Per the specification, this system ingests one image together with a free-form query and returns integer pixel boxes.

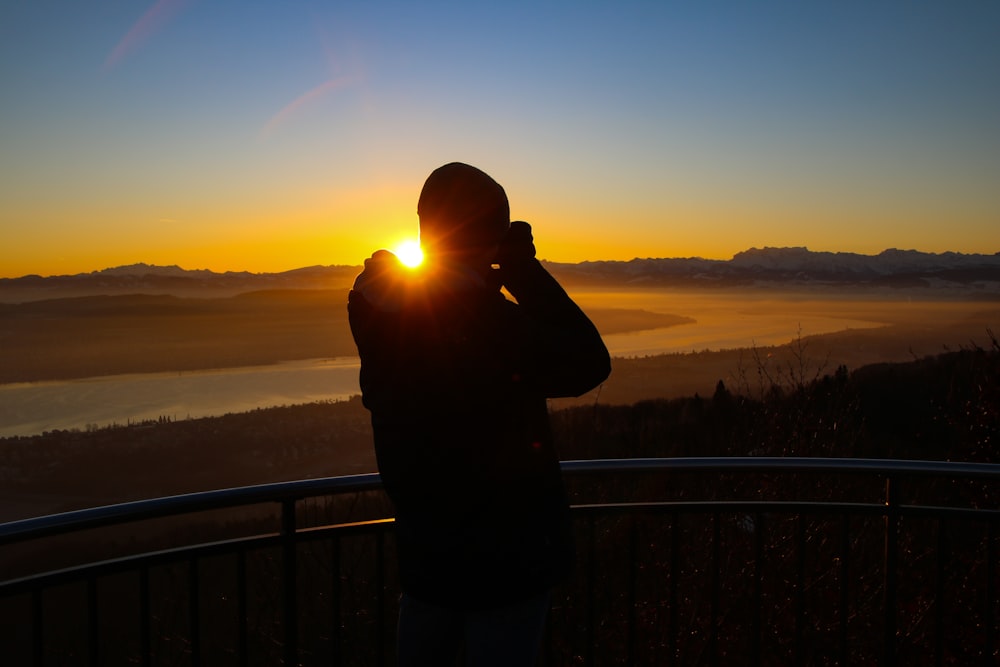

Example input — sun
[394,240,424,268]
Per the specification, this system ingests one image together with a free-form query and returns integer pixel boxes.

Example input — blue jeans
[396,591,551,667]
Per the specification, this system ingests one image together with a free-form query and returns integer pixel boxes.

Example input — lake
[0,300,887,437]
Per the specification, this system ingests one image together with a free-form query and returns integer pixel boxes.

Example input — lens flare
[395,240,424,268]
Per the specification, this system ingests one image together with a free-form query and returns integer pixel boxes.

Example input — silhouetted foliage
[553,338,999,464]
[539,336,1000,664]
[0,397,376,521]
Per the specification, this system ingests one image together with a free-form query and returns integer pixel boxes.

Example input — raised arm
[496,222,611,397]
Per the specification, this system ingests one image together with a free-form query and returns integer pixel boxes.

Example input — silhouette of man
[348,162,610,666]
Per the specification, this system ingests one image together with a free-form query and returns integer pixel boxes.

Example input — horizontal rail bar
[0,518,395,595]
[561,457,1000,478]
[0,472,385,545]
[4,458,999,547]
[571,500,1000,520]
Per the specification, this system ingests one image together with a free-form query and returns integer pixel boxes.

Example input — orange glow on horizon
[3,186,999,279]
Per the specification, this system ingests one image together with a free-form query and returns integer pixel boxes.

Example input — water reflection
[0,313,882,437]
[0,358,362,438]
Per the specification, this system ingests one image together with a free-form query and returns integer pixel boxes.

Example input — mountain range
[2,248,999,301]
[546,247,1000,290]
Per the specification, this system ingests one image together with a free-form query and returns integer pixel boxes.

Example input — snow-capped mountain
[729,247,1000,275]
[544,247,1000,289]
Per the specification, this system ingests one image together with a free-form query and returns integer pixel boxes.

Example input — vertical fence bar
[237,550,248,667]
[751,513,763,667]
[935,518,946,667]
[884,475,899,666]
[189,557,200,667]
[839,514,850,666]
[710,512,720,667]
[87,576,99,667]
[376,529,386,667]
[281,499,298,667]
[669,512,679,665]
[32,588,43,667]
[586,512,597,667]
[331,536,342,667]
[627,513,638,666]
[796,515,806,664]
[140,566,151,667]
[986,520,996,664]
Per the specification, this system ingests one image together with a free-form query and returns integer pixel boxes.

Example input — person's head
[417,163,510,266]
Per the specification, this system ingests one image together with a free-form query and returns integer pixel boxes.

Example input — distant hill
[2,248,999,302]
[544,247,1000,293]
[0,264,364,301]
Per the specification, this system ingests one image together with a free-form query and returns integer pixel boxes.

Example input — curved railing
[2,457,998,665]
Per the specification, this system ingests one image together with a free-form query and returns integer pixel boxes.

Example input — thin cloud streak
[103,0,192,71]
[260,74,360,137]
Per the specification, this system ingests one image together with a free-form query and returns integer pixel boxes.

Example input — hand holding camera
[495,221,536,267]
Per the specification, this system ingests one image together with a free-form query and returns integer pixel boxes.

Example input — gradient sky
[2,1,998,278]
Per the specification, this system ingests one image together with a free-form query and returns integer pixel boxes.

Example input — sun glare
[395,240,424,268]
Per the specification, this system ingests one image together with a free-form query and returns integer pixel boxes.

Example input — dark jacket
[348,254,610,609]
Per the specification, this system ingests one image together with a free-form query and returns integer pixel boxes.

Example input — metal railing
[2,457,998,665]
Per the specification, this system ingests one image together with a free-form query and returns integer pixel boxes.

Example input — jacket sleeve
[500,258,611,398]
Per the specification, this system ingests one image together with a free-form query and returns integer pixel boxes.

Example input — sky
[2,1,998,278]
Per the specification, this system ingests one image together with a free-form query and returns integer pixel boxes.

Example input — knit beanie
[417,163,510,256]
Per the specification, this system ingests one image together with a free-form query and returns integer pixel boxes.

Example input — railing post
[987,520,996,664]
[32,588,43,667]
[331,536,342,667]
[139,566,151,667]
[586,513,596,667]
[282,499,298,667]
[669,512,679,664]
[935,519,946,666]
[710,512,720,666]
[751,512,763,667]
[189,557,201,667]
[839,515,850,665]
[87,576,99,667]
[796,514,806,665]
[237,550,248,667]
[376,529,386,667]
[884,475,899,666]
[627,513,637,666]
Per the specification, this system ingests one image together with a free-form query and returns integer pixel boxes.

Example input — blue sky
[1,1,998,276]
